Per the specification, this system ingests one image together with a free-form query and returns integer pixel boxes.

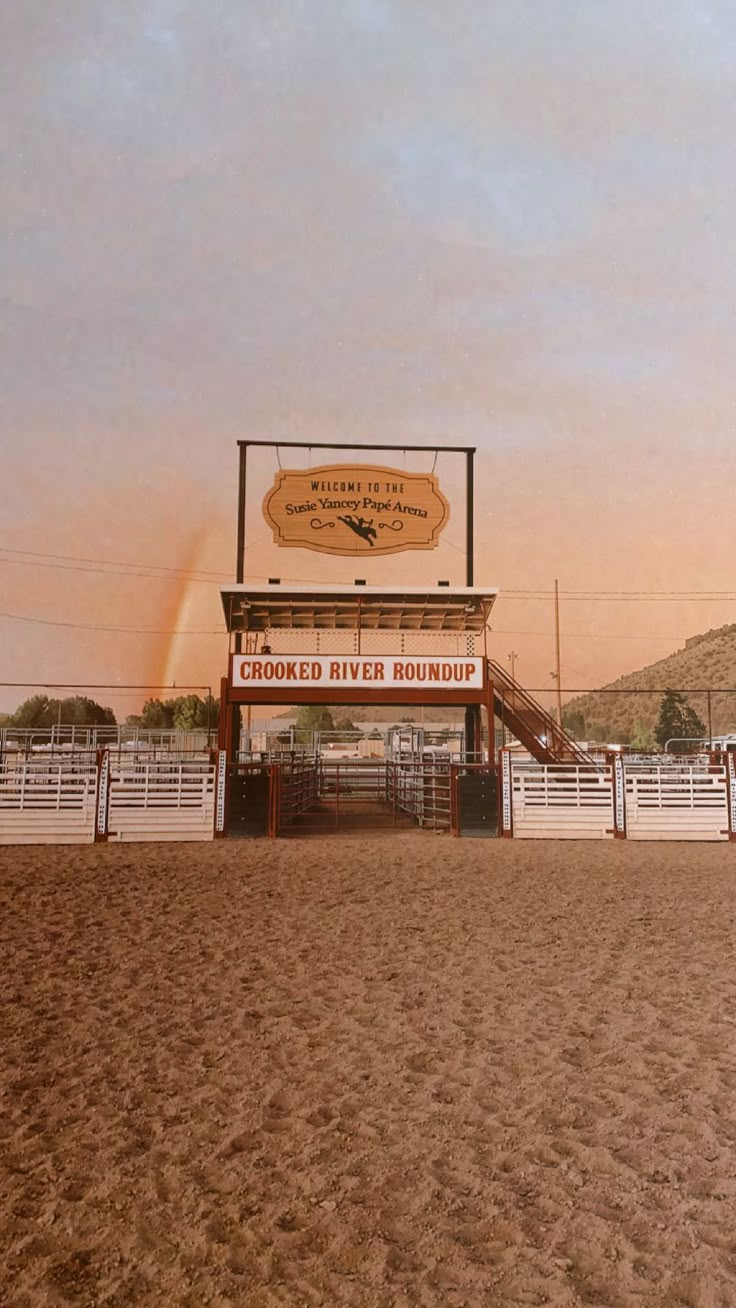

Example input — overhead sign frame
[235,441,476,585]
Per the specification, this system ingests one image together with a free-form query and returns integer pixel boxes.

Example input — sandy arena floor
[2,835,736,1307]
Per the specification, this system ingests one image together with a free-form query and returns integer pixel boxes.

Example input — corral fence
[0,752,99,844]
[500,750,736,842]
[0,749,215,845]
[4,747,734,845]
[271,755,460,833]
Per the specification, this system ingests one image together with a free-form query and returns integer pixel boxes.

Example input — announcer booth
[216,583,499,837]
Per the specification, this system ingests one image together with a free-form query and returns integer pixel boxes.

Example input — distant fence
[500,750,736,842]
[0,726,212,758]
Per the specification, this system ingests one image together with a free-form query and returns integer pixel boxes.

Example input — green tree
[138,698,174,729]
[562,708,585,738]
[608,728,631,746]
[11,694,115,727]
[630,719,657,753]
[58,696,116,726]
[654,690,706,752]
[10,694,57,727]
[333,715,357,734]
[170,694,204,730]
[295,705,334,735]
[136,695,217,731]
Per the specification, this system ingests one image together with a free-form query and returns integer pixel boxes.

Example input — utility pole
[554,579,563,728]
[507,650,518,682]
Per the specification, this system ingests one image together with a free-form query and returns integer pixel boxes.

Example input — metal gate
[277,759,406,833]
[227,761,277,837]
[451,764,498,837]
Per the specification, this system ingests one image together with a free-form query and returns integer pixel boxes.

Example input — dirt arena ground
[2,836,736,1308]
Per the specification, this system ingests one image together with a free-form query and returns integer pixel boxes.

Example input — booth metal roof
[220,584,498,633]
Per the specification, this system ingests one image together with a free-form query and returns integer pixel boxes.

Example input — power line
[560,662,600,686]
[492,628,686,641]
[0,610,225,635]
[0,608,720,642]
[3,544,736,600]
[0,681,212,691]
[0,545,231,578]
[0,555,225,585]
[501,593,736,602]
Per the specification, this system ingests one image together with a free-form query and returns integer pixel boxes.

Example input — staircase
[488,659,596,766]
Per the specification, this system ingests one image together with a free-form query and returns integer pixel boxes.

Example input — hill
[564,623,736,743]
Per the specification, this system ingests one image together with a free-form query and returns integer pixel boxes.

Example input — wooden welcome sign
[262,464,450,557]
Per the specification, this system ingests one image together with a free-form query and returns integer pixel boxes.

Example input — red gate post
[335,764,340,827]
[269,764,280,838]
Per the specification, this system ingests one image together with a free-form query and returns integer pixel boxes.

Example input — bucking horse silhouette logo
[338,514,377,546]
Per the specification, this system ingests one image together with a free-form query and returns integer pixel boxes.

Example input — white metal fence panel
[625,764,729,841]
[0,759,98,844]
[511,761,614,839]
[108,761,215,842]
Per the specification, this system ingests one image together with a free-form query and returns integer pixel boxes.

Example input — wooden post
[707,690,713,750]
[554,579,563,728]
[450,764,459,836]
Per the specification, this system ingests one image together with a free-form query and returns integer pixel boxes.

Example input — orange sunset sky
[2,3,736,719]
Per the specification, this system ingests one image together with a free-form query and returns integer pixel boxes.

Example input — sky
[2,0,736,718]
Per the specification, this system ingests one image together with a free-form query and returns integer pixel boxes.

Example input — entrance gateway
[215,442,591,837]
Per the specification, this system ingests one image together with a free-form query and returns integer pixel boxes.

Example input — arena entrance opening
[214,583,591,838]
